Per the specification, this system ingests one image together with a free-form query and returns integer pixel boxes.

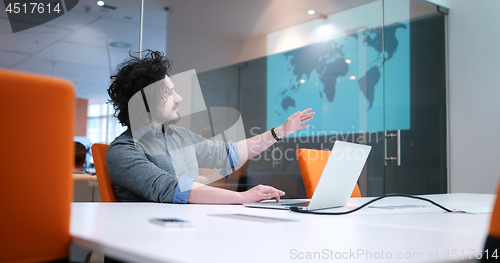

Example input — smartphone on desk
[149,218,194,227]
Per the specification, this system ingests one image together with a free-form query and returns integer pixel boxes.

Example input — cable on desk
[289,193,467,215]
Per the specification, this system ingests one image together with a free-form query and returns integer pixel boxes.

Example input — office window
[87,103,126,144]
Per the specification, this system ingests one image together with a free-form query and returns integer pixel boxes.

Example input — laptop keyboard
[281,201,310,207]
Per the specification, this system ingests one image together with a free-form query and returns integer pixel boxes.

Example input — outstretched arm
[236,108,315,162]
[187,108,313,204]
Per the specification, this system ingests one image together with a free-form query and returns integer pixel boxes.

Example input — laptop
[244,141,371,211]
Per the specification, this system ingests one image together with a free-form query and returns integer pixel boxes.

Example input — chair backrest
[296,148,361,199]
[91,143,120,202]
[0,69,74,262]
[483,177,500,262]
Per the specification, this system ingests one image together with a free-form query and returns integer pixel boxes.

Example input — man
[73,142,89,174]
[107,50,314,204]
[73,142,100,202]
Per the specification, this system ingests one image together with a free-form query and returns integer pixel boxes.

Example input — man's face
[158,75,182,124]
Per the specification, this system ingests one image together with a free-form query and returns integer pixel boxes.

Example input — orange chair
[92,143,120,202]
[296,148,361,199]
[0,70,74,262]
[483,177,500,262]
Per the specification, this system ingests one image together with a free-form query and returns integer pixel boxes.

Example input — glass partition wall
[193,0,447,197]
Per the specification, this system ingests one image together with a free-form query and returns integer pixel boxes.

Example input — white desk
[70,193,495,263]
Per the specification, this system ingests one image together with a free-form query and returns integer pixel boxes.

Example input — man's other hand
[238,184,285,204]
[275,108,315,138]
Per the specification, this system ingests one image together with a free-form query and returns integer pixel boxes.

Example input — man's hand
[235,108,314,165]
[237,184,285,204]
[275,108,315,138]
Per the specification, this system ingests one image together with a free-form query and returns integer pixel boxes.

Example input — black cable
[289,193,466,215]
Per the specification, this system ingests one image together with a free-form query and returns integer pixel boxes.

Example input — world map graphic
[267,23,410,136]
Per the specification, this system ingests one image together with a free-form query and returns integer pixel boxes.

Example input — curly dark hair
[108,50,172,127]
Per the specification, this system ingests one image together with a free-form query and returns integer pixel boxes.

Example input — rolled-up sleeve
[172,176,195,204]
[184,128,241,177]
[220,141,240,178]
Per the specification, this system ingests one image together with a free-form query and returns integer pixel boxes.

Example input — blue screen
[267,23,410,137]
